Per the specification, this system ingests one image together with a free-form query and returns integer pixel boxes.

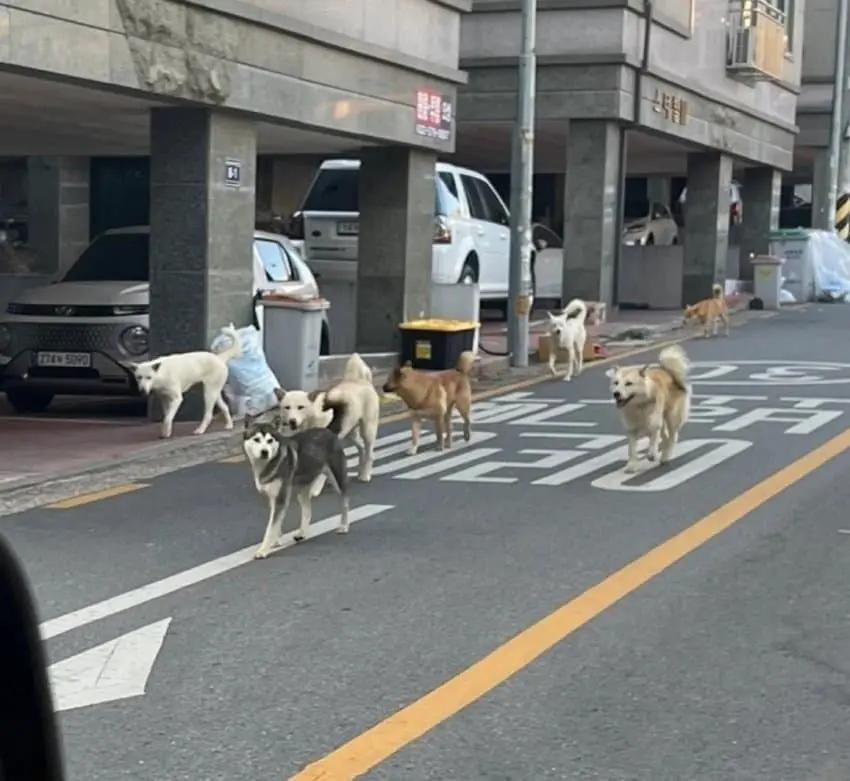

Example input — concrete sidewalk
[0,296,758,513]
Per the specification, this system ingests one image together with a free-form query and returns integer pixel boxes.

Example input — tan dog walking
[382,351,474,455]
[683,283,730,338]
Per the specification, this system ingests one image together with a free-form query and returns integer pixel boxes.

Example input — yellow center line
[291,426,850,781]
[47,483,149,510]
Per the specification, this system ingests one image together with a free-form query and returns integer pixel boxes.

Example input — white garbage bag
[806,231,850,301]
[780,288,797,304]
[210,325,280,416]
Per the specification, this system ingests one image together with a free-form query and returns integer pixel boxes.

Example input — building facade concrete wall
[0,0,469,153]
[460,0,804,171]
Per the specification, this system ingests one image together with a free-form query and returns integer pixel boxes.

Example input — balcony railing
[727,0,787,82]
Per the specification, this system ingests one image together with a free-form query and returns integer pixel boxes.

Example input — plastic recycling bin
[751,255,784,310]
[261,295,330,391]
[399,318,478,370]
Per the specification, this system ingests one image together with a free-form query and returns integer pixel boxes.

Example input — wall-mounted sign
[224,159,242,187]
[415,89,453,142]
[652,89,689,126]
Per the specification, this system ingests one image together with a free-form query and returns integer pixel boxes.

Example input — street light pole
[507,0,537,368]
[826,0,849,231]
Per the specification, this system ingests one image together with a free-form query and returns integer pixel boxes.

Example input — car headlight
[0,324,10,353]
[112,305,149,316]
[119,325,149,357]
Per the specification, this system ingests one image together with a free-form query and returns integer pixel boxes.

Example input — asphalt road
[4,304,850,781]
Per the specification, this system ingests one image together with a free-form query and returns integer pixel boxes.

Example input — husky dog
[129,324,242,439]
[683,283,730,338]
[242,416,350,560]
[274,353,379,483]
[606,345,691,473]
[547,299,588,380]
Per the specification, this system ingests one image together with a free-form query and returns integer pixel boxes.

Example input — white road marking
[508,402,596,428]
[39,504,393,641]
[591,439,752,491]
[395,448,502,480]
[372,431,498,476]
[781,397,850,408]
[713,408,843,435]
[519,433,625,450]
[49,618,171,712]
[443,448,585,484]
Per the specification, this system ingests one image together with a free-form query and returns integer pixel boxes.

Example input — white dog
[274,353,380,484]
[129,324,242,439]
[547,298,588,380]
[606,345,691,473]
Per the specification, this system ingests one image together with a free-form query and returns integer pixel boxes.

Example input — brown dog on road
[382,351,474,455]
[683,283,730,338]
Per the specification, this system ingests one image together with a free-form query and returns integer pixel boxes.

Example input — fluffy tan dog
[606,345,691,473]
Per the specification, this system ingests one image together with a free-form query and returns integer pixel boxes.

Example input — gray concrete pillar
[812,148,831,230]
[26,157,90,277]
[646,176,671,208]
[356,146,436,352]
[149,108,256,356]
[739,167,781,280]
[149,108,256,419]
[683,152,732,305]
[563,120,624,306]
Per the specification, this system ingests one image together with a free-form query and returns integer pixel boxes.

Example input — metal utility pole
[826,0,849,231]
[507,0,537,368]
[836,0,850,239]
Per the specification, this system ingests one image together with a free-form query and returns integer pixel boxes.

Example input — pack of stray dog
[139,297,707,561]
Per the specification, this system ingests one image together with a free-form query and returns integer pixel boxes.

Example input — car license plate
[36,351,92,368]
[337,221,359,236]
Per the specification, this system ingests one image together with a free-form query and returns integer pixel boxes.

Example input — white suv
[292,160,530,307]
[0,227,327,413]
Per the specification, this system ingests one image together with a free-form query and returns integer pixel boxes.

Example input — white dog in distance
[547,298,588,380]
[129,324,242,439]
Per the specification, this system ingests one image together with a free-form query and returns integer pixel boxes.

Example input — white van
[292,160,533,306]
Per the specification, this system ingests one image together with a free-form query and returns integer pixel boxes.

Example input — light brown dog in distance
[683,283,729,337]
[382,351,474,455]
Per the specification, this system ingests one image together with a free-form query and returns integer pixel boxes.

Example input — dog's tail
[343,352,373,384]
[322,395,348,435]
[215,323,243,364]
[562,298,588,324]
[658,345,689,391]
[712,283,724,300]
[455,350,476,375]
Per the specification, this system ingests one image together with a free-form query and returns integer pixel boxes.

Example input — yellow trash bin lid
[398,318,479,332]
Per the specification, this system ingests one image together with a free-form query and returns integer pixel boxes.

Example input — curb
[0,305,772,515]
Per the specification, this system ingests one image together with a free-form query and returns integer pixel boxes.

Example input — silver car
[0,227,328,413]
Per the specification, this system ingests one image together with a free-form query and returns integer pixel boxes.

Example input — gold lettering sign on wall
[652,88,689,125]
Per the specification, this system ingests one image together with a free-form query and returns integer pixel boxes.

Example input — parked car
[0,227,327,413]
[676,180,743,227]
[622,199,679,246]
[290,159,534,310]
[531,223,564,305]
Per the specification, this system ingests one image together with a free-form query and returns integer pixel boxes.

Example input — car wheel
[320,322,330,356]
[645,234,655,246]
[6,389,54,414]
[672,236,679,245]
[459,259,478,285]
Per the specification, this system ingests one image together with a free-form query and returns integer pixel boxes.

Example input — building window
[741,0,794,52]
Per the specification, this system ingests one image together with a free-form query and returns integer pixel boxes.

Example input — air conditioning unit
[727,2,786,82]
